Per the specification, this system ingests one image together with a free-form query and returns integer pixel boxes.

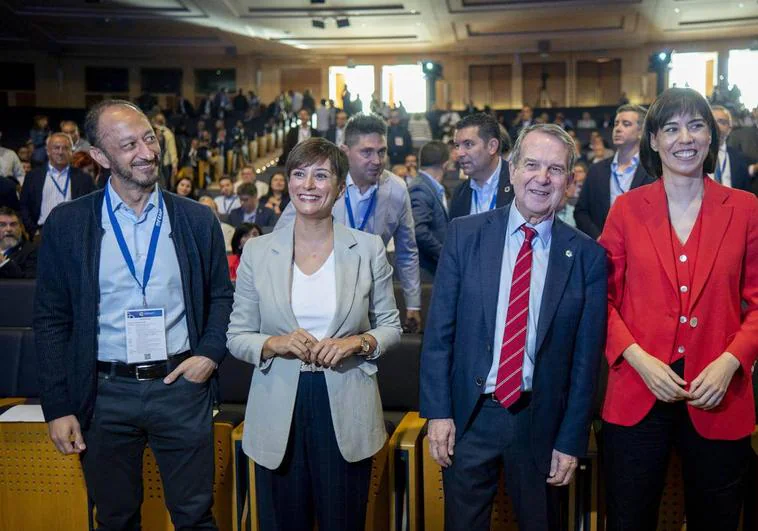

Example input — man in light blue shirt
[448,113,514,220]
[98,181,190,361]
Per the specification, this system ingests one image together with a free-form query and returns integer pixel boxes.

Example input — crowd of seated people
[1,84,757,286]
[3,85,758,531]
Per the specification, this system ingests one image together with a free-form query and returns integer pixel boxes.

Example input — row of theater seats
[1,279,756,530]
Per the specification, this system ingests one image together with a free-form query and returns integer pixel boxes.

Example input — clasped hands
[623,345,741,410]
[262,328,361,368]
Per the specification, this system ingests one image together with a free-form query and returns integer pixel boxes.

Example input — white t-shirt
[291,251,336,341]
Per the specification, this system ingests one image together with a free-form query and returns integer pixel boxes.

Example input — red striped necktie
[494,225,537,408]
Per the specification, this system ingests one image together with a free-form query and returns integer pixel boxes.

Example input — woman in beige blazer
[227,137,402,531]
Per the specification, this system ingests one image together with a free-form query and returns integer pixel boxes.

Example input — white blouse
[291,251,336,342]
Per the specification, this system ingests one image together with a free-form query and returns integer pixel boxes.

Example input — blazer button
[475,377,484,386]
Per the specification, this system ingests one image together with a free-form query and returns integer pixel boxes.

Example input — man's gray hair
[510,123,577,172]
[710,105,732,126]
[46,132,73,149]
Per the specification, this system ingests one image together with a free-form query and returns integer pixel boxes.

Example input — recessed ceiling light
[410,9,418,14]
[416,22,421,26]
[674,7,680,13]
[738,2,744,7]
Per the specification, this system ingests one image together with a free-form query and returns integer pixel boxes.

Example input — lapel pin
[565,250,573,258]
[504,185,511,193]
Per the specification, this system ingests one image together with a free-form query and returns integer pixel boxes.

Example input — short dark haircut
[231,223,262,256]
[344,114,387,147]
[419,141,450,168]
[284,137,349,187]
[640,87,719,178]
[0,206,20,220]
[615,103,647,127]
[455,113,502,152]
[237,183,258,198]
[500,127,512,154]
[218,175,233,184]
[84,99,142,149]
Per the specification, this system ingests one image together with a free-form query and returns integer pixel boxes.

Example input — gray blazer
[276,170,422,309]
[226,221,402,469]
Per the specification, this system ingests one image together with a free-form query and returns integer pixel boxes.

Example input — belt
[482,391,532,413]
[96,351,192,381]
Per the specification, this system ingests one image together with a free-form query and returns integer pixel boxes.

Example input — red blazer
[600,178,758,440]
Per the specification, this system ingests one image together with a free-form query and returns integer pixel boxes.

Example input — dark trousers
[603,400,751,531]
[254,372,372,531]
[442,395,561,531]
[81,374,217,531]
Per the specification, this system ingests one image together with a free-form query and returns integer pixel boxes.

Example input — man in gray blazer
[277,114,422,325]
[409,141,450,280]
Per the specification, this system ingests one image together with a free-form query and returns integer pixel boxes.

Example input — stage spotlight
[336,17,350,28]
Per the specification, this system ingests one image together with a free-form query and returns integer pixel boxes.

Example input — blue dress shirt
[485,205,553,393]
[609,151,640,205]
[469,159,501,215]
[97,182,190,362]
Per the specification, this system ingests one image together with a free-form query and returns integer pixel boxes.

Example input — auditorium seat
[0,279,35,328]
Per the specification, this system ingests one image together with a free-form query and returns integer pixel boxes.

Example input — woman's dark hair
[284,137,348,187]
[231,223,262,256]
[173,176,196,198]
[640,87,719,178]
[268,171,289,196]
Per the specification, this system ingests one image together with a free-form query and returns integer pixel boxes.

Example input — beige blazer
[227,220,402,469]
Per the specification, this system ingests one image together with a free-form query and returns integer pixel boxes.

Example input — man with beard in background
[0,206,37,278]
[34,100,233,530]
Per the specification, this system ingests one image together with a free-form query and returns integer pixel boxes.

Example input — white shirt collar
[508,202,553,247]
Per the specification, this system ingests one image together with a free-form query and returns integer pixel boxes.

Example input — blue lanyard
[105,182,164,307]
[472,188,497,214]
[49,168,70,199]
[345,186,377,231]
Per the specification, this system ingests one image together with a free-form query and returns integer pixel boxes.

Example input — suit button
[487,344,492,353]
[475,377,484,386]
[690,317,698,328]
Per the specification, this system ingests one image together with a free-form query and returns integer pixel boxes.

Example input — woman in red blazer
[599,88,758,531]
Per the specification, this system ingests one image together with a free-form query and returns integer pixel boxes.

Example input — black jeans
[603,399,751,531]
[81,374,217,531]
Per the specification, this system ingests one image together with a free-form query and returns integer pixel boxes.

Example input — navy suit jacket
[0,176,20,211]
[727,145,751,192]
[228,205,278,230]
[408,173,449,274]
[34,190,234,427]
[448,161,513,220]
[19,166,96,235]
[419,204,607,472]
[574,158,654,239]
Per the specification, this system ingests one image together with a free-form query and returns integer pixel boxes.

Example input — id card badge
[394,137,404,147]
[125,308,169,364]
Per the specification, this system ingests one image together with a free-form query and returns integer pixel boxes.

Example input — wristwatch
[359,335,371,356]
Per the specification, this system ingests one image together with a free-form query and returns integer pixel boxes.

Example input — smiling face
[91,105,161,188]
[47,134,73,170]
[650,112,712,180]
[288,159,340,220]
[509,131,572,225]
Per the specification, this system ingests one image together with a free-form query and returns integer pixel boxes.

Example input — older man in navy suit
[420,124,607,531]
